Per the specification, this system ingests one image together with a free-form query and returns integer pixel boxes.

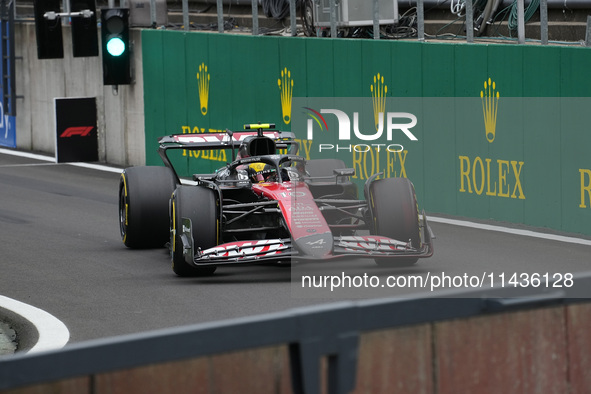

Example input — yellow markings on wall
[459,156,525,200]
[278,68,294,124]
[481,78,500,143]
[371,73,387,132]
[352,147,408,180]
[457,80,525,201]
[295,138,312,160]
[197,63,210,116]
[579,169,591,208]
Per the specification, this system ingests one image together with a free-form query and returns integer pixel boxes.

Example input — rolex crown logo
[278,68,294,124]
[481,78,499,143]
[371,73,387,131]
[196,63,210,116]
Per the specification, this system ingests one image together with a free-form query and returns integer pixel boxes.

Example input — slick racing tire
[171,185,218,277]
[369,177,421,267]
[119,166,176,249]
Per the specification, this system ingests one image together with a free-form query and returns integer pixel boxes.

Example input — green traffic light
[106,37,125,57]
[101,8,131,85]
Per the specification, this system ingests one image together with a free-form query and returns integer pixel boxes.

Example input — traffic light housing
[101,8,131,85]
[33,0,64,59]
[71,0,99,57]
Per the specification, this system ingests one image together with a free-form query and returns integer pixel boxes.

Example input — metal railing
[11,0,590,45]
[203,0,588,45]
[1,273,590,394]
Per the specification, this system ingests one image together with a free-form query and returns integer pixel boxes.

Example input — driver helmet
[248,163,277,183]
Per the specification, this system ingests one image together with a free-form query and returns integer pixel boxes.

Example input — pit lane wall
[142,31,591,237]
[10,23,145,166]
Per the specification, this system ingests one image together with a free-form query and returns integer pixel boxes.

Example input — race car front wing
[182,214,434,266]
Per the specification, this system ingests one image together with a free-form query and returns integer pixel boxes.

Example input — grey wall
[14,22,145,167]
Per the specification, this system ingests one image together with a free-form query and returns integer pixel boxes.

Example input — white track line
[68,162,123,173]
[0,148,53,162]
[428,216,591,246]
[0,148,122,173]
[0,296,70,353]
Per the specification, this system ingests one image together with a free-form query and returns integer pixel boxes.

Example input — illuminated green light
[106,37,125,57]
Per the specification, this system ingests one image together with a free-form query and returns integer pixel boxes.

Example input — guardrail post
[288,304,360,394]
[465,0,474,42]
[540,0,548,44]
[517,0,525,44]
[150,0,156,27]
[182,0,189,31]
[330,0,337,38]
[373,0,379,39]
[290,0,297,36]
[252,0,259,35]
[417,0,425,41]
[327,333,359,394]
[289,342,320,394]
[289,334,359,394]
[216,0,223,33]
[586,15,591,47]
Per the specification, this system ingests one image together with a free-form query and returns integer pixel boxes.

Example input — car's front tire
[170,185,218,277]
[119,166,176,249]
[368,177,421,266]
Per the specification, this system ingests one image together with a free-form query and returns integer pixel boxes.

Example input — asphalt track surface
[1,150,591,347]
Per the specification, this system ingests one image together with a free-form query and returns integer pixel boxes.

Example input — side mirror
[333,168,355,177]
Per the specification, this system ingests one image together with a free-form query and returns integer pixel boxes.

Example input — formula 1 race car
[119,124,434,276]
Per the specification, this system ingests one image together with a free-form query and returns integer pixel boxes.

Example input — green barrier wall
[142,30,591,237]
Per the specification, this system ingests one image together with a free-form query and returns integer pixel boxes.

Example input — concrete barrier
[13,23,145,167]
[1,297,591,394]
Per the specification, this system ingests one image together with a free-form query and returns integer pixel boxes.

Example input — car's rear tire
[171,185,218,277]
[368,177,421,266]
[119,166,176,249]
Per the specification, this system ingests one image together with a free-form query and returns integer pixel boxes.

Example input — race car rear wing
[158,130,296,151]
[157,128,297,183]
[158,130,295,152]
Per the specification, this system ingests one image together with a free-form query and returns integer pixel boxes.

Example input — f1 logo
[60,126,94,138]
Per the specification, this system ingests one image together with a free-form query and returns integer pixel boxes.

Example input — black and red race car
[118,124,434,276]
